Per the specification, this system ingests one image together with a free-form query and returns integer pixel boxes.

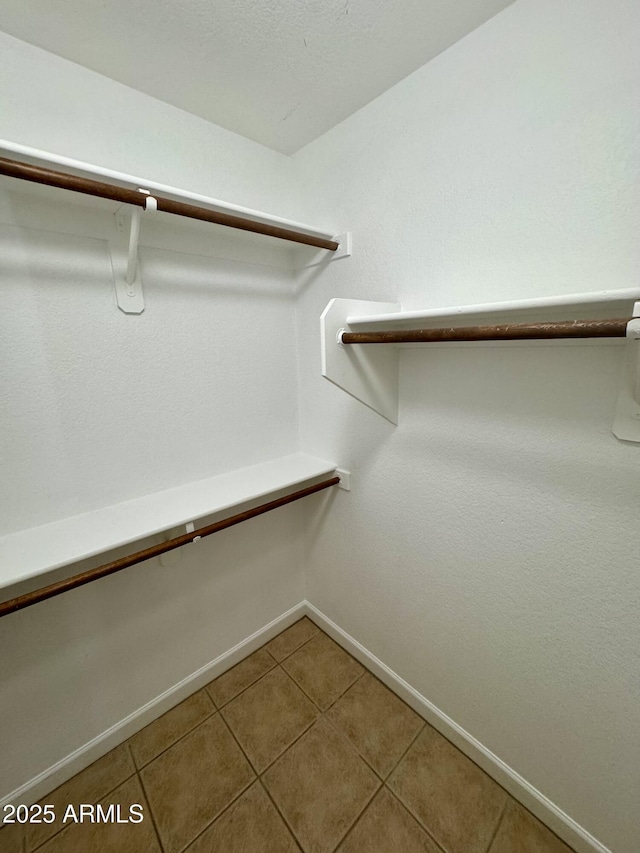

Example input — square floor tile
[263,718,379,853]
[26,744,135,851]
[185,781,299,852]
[490,800,574,853]
[282,633,363,710]
[36,775,160,853]
[265,617,319,662]
[327,673,424,777]
[140,714,254,853]
[338,787,441,853]
[206,648,276,708]
[129,689,215,768]
[0,821,23,853]
[388,725,507,853]
[222,666,319,772]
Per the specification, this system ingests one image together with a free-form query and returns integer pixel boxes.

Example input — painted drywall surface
[0,31,300,218]
[294,1,640,851]
[0,0,514,154]
[0,37,307,798]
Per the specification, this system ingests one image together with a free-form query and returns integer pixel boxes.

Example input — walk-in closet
[1,1,638,852]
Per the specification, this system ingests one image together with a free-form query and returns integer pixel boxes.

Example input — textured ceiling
[0,0,513,154]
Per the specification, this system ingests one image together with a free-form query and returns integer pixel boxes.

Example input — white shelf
[322,293,640,432]
[346,288,640,327]
[0,138,335,243]
[0,453,336,592]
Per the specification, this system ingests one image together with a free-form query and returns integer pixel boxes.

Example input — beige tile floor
[1,617,576,853]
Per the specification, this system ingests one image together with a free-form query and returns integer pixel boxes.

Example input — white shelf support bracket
[321,298,400,424]
[296,232,352,269]
[109,189,157,314]
[159,518,200,566]
[185,520,202,543]
[336,468,351,491]
[332,232,352,260]
[612,301,640,442]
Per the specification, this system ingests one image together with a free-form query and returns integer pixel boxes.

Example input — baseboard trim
[1,602,306,809]
[303,601,611,853]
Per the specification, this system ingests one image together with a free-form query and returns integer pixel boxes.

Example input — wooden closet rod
[0,476,340,619]
[341,318,630,344]
[0,157,339,251]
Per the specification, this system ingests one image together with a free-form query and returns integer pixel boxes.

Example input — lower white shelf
[0,453,336,592]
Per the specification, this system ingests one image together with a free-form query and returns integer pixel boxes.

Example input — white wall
[0,34,307,799]
[294,1,640,852]
[0,31,300,217]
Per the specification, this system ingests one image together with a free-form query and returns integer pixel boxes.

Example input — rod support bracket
[142,190,158,212]
[336,468,351,490]
[109,206,145,314]
[108,189,156,315]
[626,318,640,340]
[612,300,640,441]
[296,232,352,270]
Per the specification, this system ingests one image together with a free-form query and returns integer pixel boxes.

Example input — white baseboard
[1,602,306,809]
[303,602,611,853]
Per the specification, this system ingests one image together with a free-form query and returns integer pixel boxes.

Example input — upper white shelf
[346,288,640,327]
[322,293,640,433]
[0,453,336,592]
[0,138,336,244]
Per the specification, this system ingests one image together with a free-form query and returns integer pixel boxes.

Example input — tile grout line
[317,664,427,782]
[328,786,379,853]
[0,823,25,853]
[483,798,509,853]
[205,651,279,710]
[173,779,256,853]
[265,620,322,665]
[167,713,258,852]
[384,719,426,782]
[132,746,167,853]
[329,797,369,853]
[255,777,305,853]
[382,785,448,853]
[132,697,217,772]
[164,712,273,853]
[219,666,319,776]
[26,766,139,853]
[217,704,265,777]
[379,721,465,850]
[281,654,366,714]
[329,776,381,853]
[320,710,388,784]
[260,711,320,774]
[277,662,326,711]
[321,666,367,712]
